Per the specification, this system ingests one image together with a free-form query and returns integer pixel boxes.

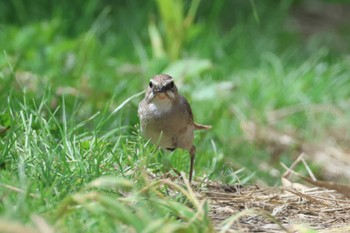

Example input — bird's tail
[194,122,212,130]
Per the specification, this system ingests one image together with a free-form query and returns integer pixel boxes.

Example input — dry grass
[197,170,350,232]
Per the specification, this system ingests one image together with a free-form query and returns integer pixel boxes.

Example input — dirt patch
[198,183,350,232]
[195,152,350,232]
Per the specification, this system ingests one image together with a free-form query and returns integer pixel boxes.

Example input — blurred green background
[1,0,350,193]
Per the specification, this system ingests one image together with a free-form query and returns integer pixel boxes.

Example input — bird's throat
[149,96,172,114]
[156,93,167,100]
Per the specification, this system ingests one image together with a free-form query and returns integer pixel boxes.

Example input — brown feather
[194,122,212,130]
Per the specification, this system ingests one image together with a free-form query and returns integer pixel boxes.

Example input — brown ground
[199,182,350,232]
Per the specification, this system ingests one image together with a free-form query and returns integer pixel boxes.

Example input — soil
[198,182,350,232]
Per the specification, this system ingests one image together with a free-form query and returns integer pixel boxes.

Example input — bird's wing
[179,95,211,130]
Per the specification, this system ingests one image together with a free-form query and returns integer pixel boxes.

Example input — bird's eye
[149,81,153,88]
[168,81,174,89]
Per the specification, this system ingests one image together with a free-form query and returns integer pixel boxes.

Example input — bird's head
[146,74,178,102]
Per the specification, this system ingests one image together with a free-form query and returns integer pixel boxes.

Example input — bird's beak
[148,90,165,101]
[151,89,175,100]
[153,86,167,94]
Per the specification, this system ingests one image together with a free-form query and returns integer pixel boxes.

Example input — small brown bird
[138,74,211,182]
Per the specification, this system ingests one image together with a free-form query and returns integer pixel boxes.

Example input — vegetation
[1,0,349,232]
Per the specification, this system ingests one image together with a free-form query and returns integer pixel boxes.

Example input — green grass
[1,0,350,232]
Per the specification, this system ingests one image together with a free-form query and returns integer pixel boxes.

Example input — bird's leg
[189,145,196,183]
